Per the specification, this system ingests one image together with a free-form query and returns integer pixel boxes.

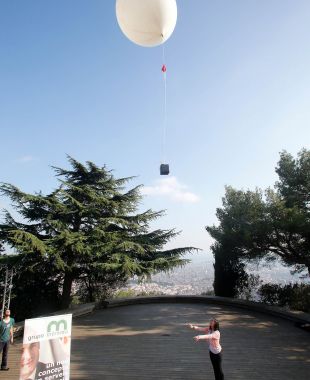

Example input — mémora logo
[46,319,68,337]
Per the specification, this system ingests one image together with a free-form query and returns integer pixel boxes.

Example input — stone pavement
[2,303,310,379]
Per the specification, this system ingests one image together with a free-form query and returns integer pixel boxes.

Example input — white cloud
[141,177,200,203]
[17,155,35,163]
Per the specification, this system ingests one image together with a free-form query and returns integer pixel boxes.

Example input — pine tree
[206,149,310,298]
[0,157,196,308]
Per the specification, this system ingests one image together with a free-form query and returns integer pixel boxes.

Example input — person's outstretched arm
[194,331,219,342]
[188,323,209,332]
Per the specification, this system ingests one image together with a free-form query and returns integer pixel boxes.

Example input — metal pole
[1,268,8,319]
[7,269,13,310]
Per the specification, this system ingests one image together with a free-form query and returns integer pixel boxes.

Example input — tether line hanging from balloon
[115,0,177,175]
[161,45,167,162]
[160,43,170,175]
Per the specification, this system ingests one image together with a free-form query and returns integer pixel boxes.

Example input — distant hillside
[122,252,309,296]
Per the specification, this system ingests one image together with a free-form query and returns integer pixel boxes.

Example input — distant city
[122,252,309,296]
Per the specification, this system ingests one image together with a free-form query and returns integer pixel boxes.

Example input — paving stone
[1,303,309,379]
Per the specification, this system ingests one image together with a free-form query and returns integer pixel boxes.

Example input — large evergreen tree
[206,187,265,296]
[276,149,310,210]
[211,242,249,298]
[206,149,310,297]
[0,157,196,308]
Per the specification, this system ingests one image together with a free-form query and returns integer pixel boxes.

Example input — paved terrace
[2,301,310,380]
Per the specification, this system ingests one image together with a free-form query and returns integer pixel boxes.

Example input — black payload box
[160,164,169,175]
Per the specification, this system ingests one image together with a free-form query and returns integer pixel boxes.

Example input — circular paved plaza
[3,303,310,379]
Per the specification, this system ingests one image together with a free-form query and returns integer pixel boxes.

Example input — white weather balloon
[116,0,177,47]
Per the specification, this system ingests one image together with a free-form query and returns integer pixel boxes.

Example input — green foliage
[112,289,164,298]
[77,270,127,303]
[258,283,310,312]
[10,272,61,322]
[112,289,137,298]
[211,243,249,297]
[3,253,62,322]
[276,149,310,210]
[237,273,262,301]
[0,157,197,313]
[206,149,310,297]
[200,290,215,296]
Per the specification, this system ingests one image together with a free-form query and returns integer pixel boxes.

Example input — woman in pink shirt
[189,318,224,380]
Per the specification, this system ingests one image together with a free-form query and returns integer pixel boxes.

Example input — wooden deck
[2,303,310,379]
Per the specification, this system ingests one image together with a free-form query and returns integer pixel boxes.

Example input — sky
[0,1,310,259]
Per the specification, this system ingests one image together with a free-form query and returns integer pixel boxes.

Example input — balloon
[116,0,177,47]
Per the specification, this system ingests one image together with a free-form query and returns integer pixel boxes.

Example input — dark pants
[0,341,9,369]
[209,350,224,380]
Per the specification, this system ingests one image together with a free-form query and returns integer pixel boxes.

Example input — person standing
[0,309,14,371]
[188,318,224,380]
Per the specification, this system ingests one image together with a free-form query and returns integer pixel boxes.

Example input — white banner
[19,314,72,380]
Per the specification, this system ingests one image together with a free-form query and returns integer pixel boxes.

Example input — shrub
[112,289,164,299]
[258,282,310,312]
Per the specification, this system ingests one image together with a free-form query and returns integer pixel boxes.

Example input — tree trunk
[61,272,73,309]
[88,286,94,303]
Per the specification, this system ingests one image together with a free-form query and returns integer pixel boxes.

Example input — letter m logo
[47,319,67,333]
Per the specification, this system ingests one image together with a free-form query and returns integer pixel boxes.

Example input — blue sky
[0,1,310,257]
